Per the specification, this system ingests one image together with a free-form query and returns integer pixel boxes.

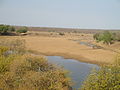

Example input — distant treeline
[0,24,28,35]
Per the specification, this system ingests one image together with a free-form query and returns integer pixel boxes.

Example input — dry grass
[0,38,71,90]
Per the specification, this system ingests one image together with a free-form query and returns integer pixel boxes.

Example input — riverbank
[1,31,118,65]
[23,32,117,65]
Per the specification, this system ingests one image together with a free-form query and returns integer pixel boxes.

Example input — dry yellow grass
[1,31,119,65]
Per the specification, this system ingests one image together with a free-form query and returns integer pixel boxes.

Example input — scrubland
[0,38,71,90]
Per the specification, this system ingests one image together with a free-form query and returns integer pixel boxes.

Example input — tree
[0,25,15,35]
[102,31,113,45]
[93,31,114,45]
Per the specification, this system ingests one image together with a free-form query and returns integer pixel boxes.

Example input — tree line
[0,24,28,35]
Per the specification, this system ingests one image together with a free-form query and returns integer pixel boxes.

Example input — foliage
[93,33,100,41]
[113,32,120,41]
[93,31,120,45]
[0,24,15,35]
[101,31,113,44]
[93,31,114,45]
[0,55,71,90]
[0,38,71,90]
[16,27,28,33]
[9,26,15,32]
[81,53,120,90]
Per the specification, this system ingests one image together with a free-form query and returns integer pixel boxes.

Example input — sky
[0,0,120,29]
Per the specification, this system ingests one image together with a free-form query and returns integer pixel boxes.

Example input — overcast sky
[0,0,120,29]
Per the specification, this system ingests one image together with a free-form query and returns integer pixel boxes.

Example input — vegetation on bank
[93,31,120,45]
[0,24,28,35]
[16,27,28,33]
[0,38,71,90]
[0,25,15,35]
[81,54,120,90]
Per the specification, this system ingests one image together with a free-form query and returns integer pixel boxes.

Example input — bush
[0,39,71,90]
[0,55,71,90]
[93,31,114,45]
[93,33,100,40]
[0,24,15,35]
[102,31,113,44]
[59,32,65,36]
[16,27,28,33]
[93,31,120,44]
[81,54,120,90]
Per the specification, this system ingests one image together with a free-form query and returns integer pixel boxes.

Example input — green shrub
[0,24,15,35]
[102,31,113,44]
[16,27,28,33]
[93,31,114,45]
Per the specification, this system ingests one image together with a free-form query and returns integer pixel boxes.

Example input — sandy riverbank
[22,32,118,65]
[1,31,119,65]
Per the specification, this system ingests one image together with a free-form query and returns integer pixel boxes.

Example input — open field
[3,30,120,65]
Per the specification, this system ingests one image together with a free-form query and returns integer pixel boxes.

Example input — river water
[46,56,99,89]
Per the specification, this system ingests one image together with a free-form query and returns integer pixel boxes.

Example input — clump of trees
[0,24,28,35]
[0,39,71,90]
[0,24,15,35]
[93,31,120,45]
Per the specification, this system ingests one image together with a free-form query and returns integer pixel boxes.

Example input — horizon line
[0,23,120,30]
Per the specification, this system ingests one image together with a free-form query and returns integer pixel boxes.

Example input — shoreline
[29,50,112,66]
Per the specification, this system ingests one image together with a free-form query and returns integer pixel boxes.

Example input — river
[46,56,99,89]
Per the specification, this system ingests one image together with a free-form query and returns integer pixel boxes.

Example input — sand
[21,32,118,65]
